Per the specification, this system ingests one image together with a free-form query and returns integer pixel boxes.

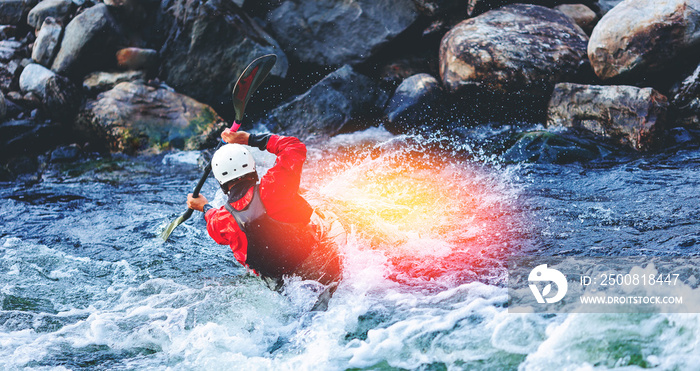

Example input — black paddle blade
[232,54,277,123]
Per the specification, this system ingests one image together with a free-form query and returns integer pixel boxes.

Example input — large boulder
[158,0,287,111]
[439,4,588,103]
[19,63,81,121]
[547,83,668,151]
[82,70,146,93]
[588,0,700,82]
[31,17,63,67]
[670,63,700,130]
[26,0,74,29]
[51,3,123,79]
[267,0,419,66]
[75,81,226,153]
[384,73,444,133]
[261,65,389,139]
[0,0,38,25]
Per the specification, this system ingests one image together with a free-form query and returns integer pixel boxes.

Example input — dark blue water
[1,128,699,369]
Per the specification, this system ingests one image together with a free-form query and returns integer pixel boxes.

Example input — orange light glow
[303,134,520,287]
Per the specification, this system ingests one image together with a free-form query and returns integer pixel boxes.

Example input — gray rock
[0,58,20,91]
[670,63,700,129]
[19,63,80,120]
[262,65,389,139]
[158,0,287,109]
[547,83,668,151]
[554,4,598,34]
[267,0,418,66]
[51,3,123,78]
[50,143,81,162]
[82,70,146,93]
[597,0,624,14]
[588,0,700,81]
[26,0,74,29]
[502,130,615,164]
[115,47,157,71]
[440,4,588,99]
[0,0,38,25]
[384,73,443,133]
[75,81,226,153]
[31,17,63,67]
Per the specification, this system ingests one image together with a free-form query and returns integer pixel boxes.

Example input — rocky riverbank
[1,0,699,180]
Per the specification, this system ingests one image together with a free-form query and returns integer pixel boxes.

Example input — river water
[1,127,699,370]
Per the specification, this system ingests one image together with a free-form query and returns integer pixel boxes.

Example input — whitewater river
[1,127,699,370]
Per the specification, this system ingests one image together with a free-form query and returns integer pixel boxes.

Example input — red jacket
[204,134,313,267]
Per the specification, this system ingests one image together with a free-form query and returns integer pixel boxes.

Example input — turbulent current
[1,127,699,370]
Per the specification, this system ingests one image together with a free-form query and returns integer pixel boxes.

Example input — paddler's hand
[187,193,209,212]
[221,129,250,145]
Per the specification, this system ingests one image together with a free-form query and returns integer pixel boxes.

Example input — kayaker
[187,129,345,292]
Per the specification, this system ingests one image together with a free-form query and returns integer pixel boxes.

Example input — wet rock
[50,143,81,162]
[75,81,226,153]
[19,63,81,121]
[261,65,389,139]
[0,0,38,25]
[384,73,443,133]
[31,17,63,67]
[158,0,287,110]
[547,82,668,151]
[82,70,145,93]
[115,47,157,71]
[588,0,700,82]
[554,4,598,34]
[439,4,588,104]
[0,119,62,160]
[0,25,16,39]
[51,3,123,78]
[670,63,700,130]
[502,130,615,164]
[26,0,74,29]
[267,0,418,67]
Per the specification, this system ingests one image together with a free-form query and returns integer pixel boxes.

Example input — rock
[439,4,589,106]
[51,3,123,78]
[0,0,38,25]
[670,63,700,129]
[82,70,145,93]
[597,0,624,14]
[554,4,598,34]
[50,143,81,162]
[26,0,74,29]
[0,39,25,61]
[0,58,20,91]
[588,0,700,82]
[547,83,668,151]
[19,63,81,120]
[0,25,16,39]
[267,0,419,66]
[75,81,226,153]
[0,90,6,119]
[261,65,389,139]
[384,73,443,133]
[31,17,63,67]
[0,119,62,160]
[502,130,615,164]
[115,47,157,71]
[158,0,288,111]
[413,0,464,17]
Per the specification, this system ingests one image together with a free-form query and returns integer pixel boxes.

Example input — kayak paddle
[160,54,277,241]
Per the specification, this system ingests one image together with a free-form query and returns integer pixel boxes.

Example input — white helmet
[211,144,256,186]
